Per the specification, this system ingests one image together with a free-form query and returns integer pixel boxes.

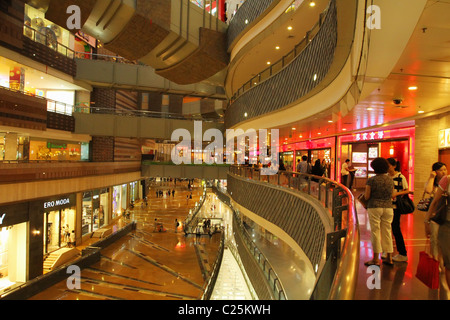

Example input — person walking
[363,157,395,266]
[387,158,411,263]
[423,162,447,261]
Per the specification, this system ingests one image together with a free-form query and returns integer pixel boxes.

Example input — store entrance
[0,223,27,293]
[43,208,75,254]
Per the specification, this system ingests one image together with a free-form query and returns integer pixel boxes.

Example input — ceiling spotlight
[310,1,316,7]
[408,86,418,91]
[287,26,293,31]
[275,46,280,50]
[418,110,425,114]
[267,61,271,65]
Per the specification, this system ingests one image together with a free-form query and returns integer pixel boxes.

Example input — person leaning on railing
[363,157,395,266]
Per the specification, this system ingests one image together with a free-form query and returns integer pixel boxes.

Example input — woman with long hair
[387,158,412,262]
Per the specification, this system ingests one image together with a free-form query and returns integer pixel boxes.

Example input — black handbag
[397,193,415,215]
[417,192,433,212]
[430,194,448,225]
[394,173,415,214]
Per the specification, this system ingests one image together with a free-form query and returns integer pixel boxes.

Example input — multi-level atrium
[0,0,449,309]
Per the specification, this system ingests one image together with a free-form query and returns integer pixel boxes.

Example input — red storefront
[337,127,415,189]
[281,137,336,180]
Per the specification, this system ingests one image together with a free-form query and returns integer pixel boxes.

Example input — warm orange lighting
[408,86,418,91]
[287,26,293,31]
[389,146,394,156]
[275,46,280,50]
[267,61,271,65]
[310,1,316,7]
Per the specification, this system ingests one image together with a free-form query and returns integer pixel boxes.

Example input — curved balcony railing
[225,0,337,129]
[228,165,360,300]
[229,2,330,104]
[227,0,279,48]
[212,184,286,300]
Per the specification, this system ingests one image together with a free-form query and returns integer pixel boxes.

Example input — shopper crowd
[359,157,450,292]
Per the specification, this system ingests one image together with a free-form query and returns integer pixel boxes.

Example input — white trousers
[367,207,394,254]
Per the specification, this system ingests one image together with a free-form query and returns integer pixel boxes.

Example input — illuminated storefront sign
[355,131,384,141]
[438,128,450,149]
[43,198,70,209]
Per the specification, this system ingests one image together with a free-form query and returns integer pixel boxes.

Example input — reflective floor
[30,182,221,300]
[28,183,450,300]
[354,190,450,300]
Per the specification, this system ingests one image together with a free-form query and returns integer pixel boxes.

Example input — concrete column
[4,133,18,161]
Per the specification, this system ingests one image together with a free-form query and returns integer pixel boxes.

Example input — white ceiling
[225,0,450,144]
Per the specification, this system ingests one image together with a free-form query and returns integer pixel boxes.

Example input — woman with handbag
[363,157,395,266]
[425,174,450,290]
[387,158,412,263]
[423,162,447,260]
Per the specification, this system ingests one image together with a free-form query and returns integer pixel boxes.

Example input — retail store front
[338,127,415,189]
[0,203,29,293]
[42,194,76,254]
[282,137,335,179]
[82,189,109,236]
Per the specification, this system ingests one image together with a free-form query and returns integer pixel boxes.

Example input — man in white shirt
[341,159,351,187]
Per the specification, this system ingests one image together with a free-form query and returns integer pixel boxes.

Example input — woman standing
[425,172,450,291]
[364,157,395,266]
[423,162,447,260]
[387,158,411,263]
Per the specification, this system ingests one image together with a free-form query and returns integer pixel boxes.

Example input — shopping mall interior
[0,0,449,306]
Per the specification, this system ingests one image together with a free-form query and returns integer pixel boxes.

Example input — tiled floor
[354,190,450,300]
[30,182,222,300]
[27,183,450,300]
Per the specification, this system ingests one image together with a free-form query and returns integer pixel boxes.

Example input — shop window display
[24,5,73,57]
[0,223,28,292]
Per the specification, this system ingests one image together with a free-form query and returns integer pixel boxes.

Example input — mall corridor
[29,182,222,300]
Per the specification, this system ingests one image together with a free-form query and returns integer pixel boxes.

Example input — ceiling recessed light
[418,110,425,114]
[309,1,316,7]
[267,61,271,65]
[366,107,374,111]
[275,46,280,50]
[292,127,296,130]
[408,86,418,91]
[287,26,293,31]
[328,120,333,123]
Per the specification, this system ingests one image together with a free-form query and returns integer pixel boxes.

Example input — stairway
[43,248,79,273]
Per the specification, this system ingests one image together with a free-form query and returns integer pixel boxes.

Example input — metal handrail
[23,24,75,59]
[212,184,286,300]
[229,165,359,300]
[76,106,224,123]
[229,1,331,104]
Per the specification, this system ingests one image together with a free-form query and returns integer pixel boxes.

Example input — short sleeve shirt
[366,174,394,208]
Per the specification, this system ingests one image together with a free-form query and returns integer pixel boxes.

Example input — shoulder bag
[417,191,433,212]
[395,174,415,215]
